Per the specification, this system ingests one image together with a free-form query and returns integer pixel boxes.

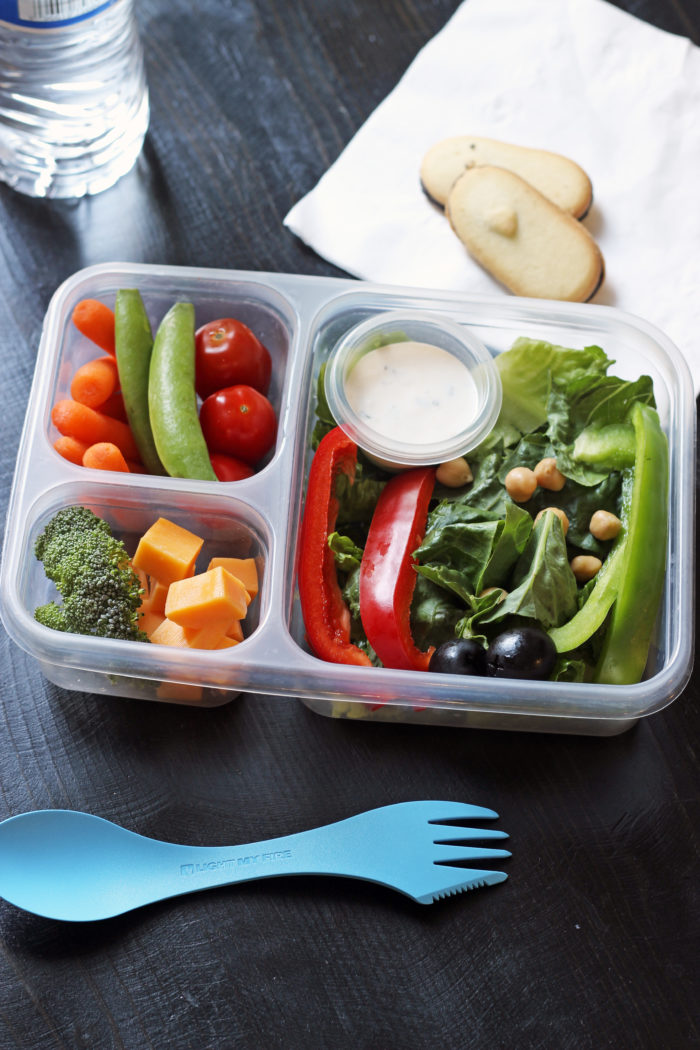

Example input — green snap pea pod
[114,289,165,476]
[549,401,668,685]
[148,302,217,481]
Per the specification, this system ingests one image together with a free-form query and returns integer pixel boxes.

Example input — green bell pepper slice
[549,401,668,685]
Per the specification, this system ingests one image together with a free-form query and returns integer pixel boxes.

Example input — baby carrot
[82,442,130,473]
[72,299,116,355]
[53,435,89,465]
[99,390,128,422]
[51,399,140,461]
[70,356,119,409]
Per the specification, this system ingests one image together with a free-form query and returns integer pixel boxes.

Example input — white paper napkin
[284,0,700,393]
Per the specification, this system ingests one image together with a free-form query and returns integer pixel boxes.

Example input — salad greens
[313,336,667,684]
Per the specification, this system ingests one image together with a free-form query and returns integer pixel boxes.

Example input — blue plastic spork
[0,801,510,921]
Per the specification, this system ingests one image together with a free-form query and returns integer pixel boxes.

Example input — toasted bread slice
[421,136,593,218]
[446,165,604,302]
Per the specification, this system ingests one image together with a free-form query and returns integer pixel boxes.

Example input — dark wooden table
[0,2,698,1047]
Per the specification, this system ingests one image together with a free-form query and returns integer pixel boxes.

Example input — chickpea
[436,456,473,488]
[534,506,569,535]
[504,466,537,503]
[589,509,622,541]
[534,457,566,492]
[570,555,602,583]
[479,586,507,603]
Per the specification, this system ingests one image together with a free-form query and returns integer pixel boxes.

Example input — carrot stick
[72,299,116,355]
[99,390,128,422]
[70,356,119,409]
[82,442,131,473]
[51,399,140,461]
[53,435,90,465]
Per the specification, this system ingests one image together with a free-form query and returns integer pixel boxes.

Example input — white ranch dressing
[344,340,478,446]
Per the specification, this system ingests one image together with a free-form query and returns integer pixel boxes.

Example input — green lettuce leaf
[328,532,363,573]
[478,510,578,630]
[495,338,612,433]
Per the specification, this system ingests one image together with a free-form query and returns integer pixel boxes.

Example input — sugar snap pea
[114,289,165,475]
[148,302,217,481]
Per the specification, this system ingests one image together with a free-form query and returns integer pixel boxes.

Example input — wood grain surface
[0,1,698,1048]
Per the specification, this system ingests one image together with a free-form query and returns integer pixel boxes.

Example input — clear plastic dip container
[323,311,502,470]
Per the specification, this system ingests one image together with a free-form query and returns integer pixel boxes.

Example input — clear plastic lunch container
[0,262,695,734]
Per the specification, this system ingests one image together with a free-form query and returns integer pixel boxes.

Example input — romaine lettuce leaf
[495,338,612,433]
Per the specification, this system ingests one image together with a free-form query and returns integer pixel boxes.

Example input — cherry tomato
[209,453,255,482]
[200,385,277,466]
[195,318,272,400]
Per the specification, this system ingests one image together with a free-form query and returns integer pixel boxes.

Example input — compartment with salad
[299,334,668,687]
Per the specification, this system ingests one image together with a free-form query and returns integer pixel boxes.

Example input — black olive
[486,626,557,680]
[429,639,488,676]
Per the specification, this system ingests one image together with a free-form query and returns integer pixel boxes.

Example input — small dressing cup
[324,311,502,470]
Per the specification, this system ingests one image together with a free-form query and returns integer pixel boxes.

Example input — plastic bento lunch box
[0,262,695,735]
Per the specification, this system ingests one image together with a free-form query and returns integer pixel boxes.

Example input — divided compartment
[41,264,298,483]
[11,479,272,706]
[285,285,695,734]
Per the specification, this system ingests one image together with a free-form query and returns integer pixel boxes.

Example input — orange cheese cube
[183,622,229,649]
[140,609,166,637]
[207,557,258,600]
[148,580,170,615]
[226,619,245,643]
[165,567,249,628]
[214,636,240,649]
[156,681,203,702]
[132,518,204,586]
[149,618,189,648]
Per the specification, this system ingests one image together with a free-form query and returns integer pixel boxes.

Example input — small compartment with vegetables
[16,479,269,703]
[297,331,668,688]
[48,280,291,482]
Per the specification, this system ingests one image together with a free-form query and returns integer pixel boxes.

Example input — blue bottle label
[0,0,116,28]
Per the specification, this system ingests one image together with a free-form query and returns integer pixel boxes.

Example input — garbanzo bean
[534,506,569,535]
[436,456,473,487]
[505,466,537,502]
[534,457,566,492]
[570,555,602,583]
[589,509,622,541]
[478,586,507,603]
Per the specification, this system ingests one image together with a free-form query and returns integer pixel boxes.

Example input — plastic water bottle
[0,0,148,199]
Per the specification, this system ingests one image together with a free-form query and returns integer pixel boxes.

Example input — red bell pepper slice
[359,466,436,671]
[298,427,372,666]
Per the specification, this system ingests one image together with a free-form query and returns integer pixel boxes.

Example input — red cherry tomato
[195,318,272,400]
[209,453,255,482]
[200,385,277,466]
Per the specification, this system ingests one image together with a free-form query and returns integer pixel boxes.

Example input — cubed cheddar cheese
[207,557,258,600]
[183,623,229,650]
[148,580,170,615]
[156,681,203,702]
[226,619,244,643]
[165,566,249,628]
[140,609,166,637]
[149,618,189,647]
[132,517,204,586]
[214,636,240,649]
[150,616,229,651]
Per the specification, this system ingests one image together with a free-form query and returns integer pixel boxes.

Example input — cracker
[446,165,604,302]
[421,135,593,218]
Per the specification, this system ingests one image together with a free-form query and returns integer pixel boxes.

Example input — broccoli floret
[34,506,149,642]
[34,601,68,633]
